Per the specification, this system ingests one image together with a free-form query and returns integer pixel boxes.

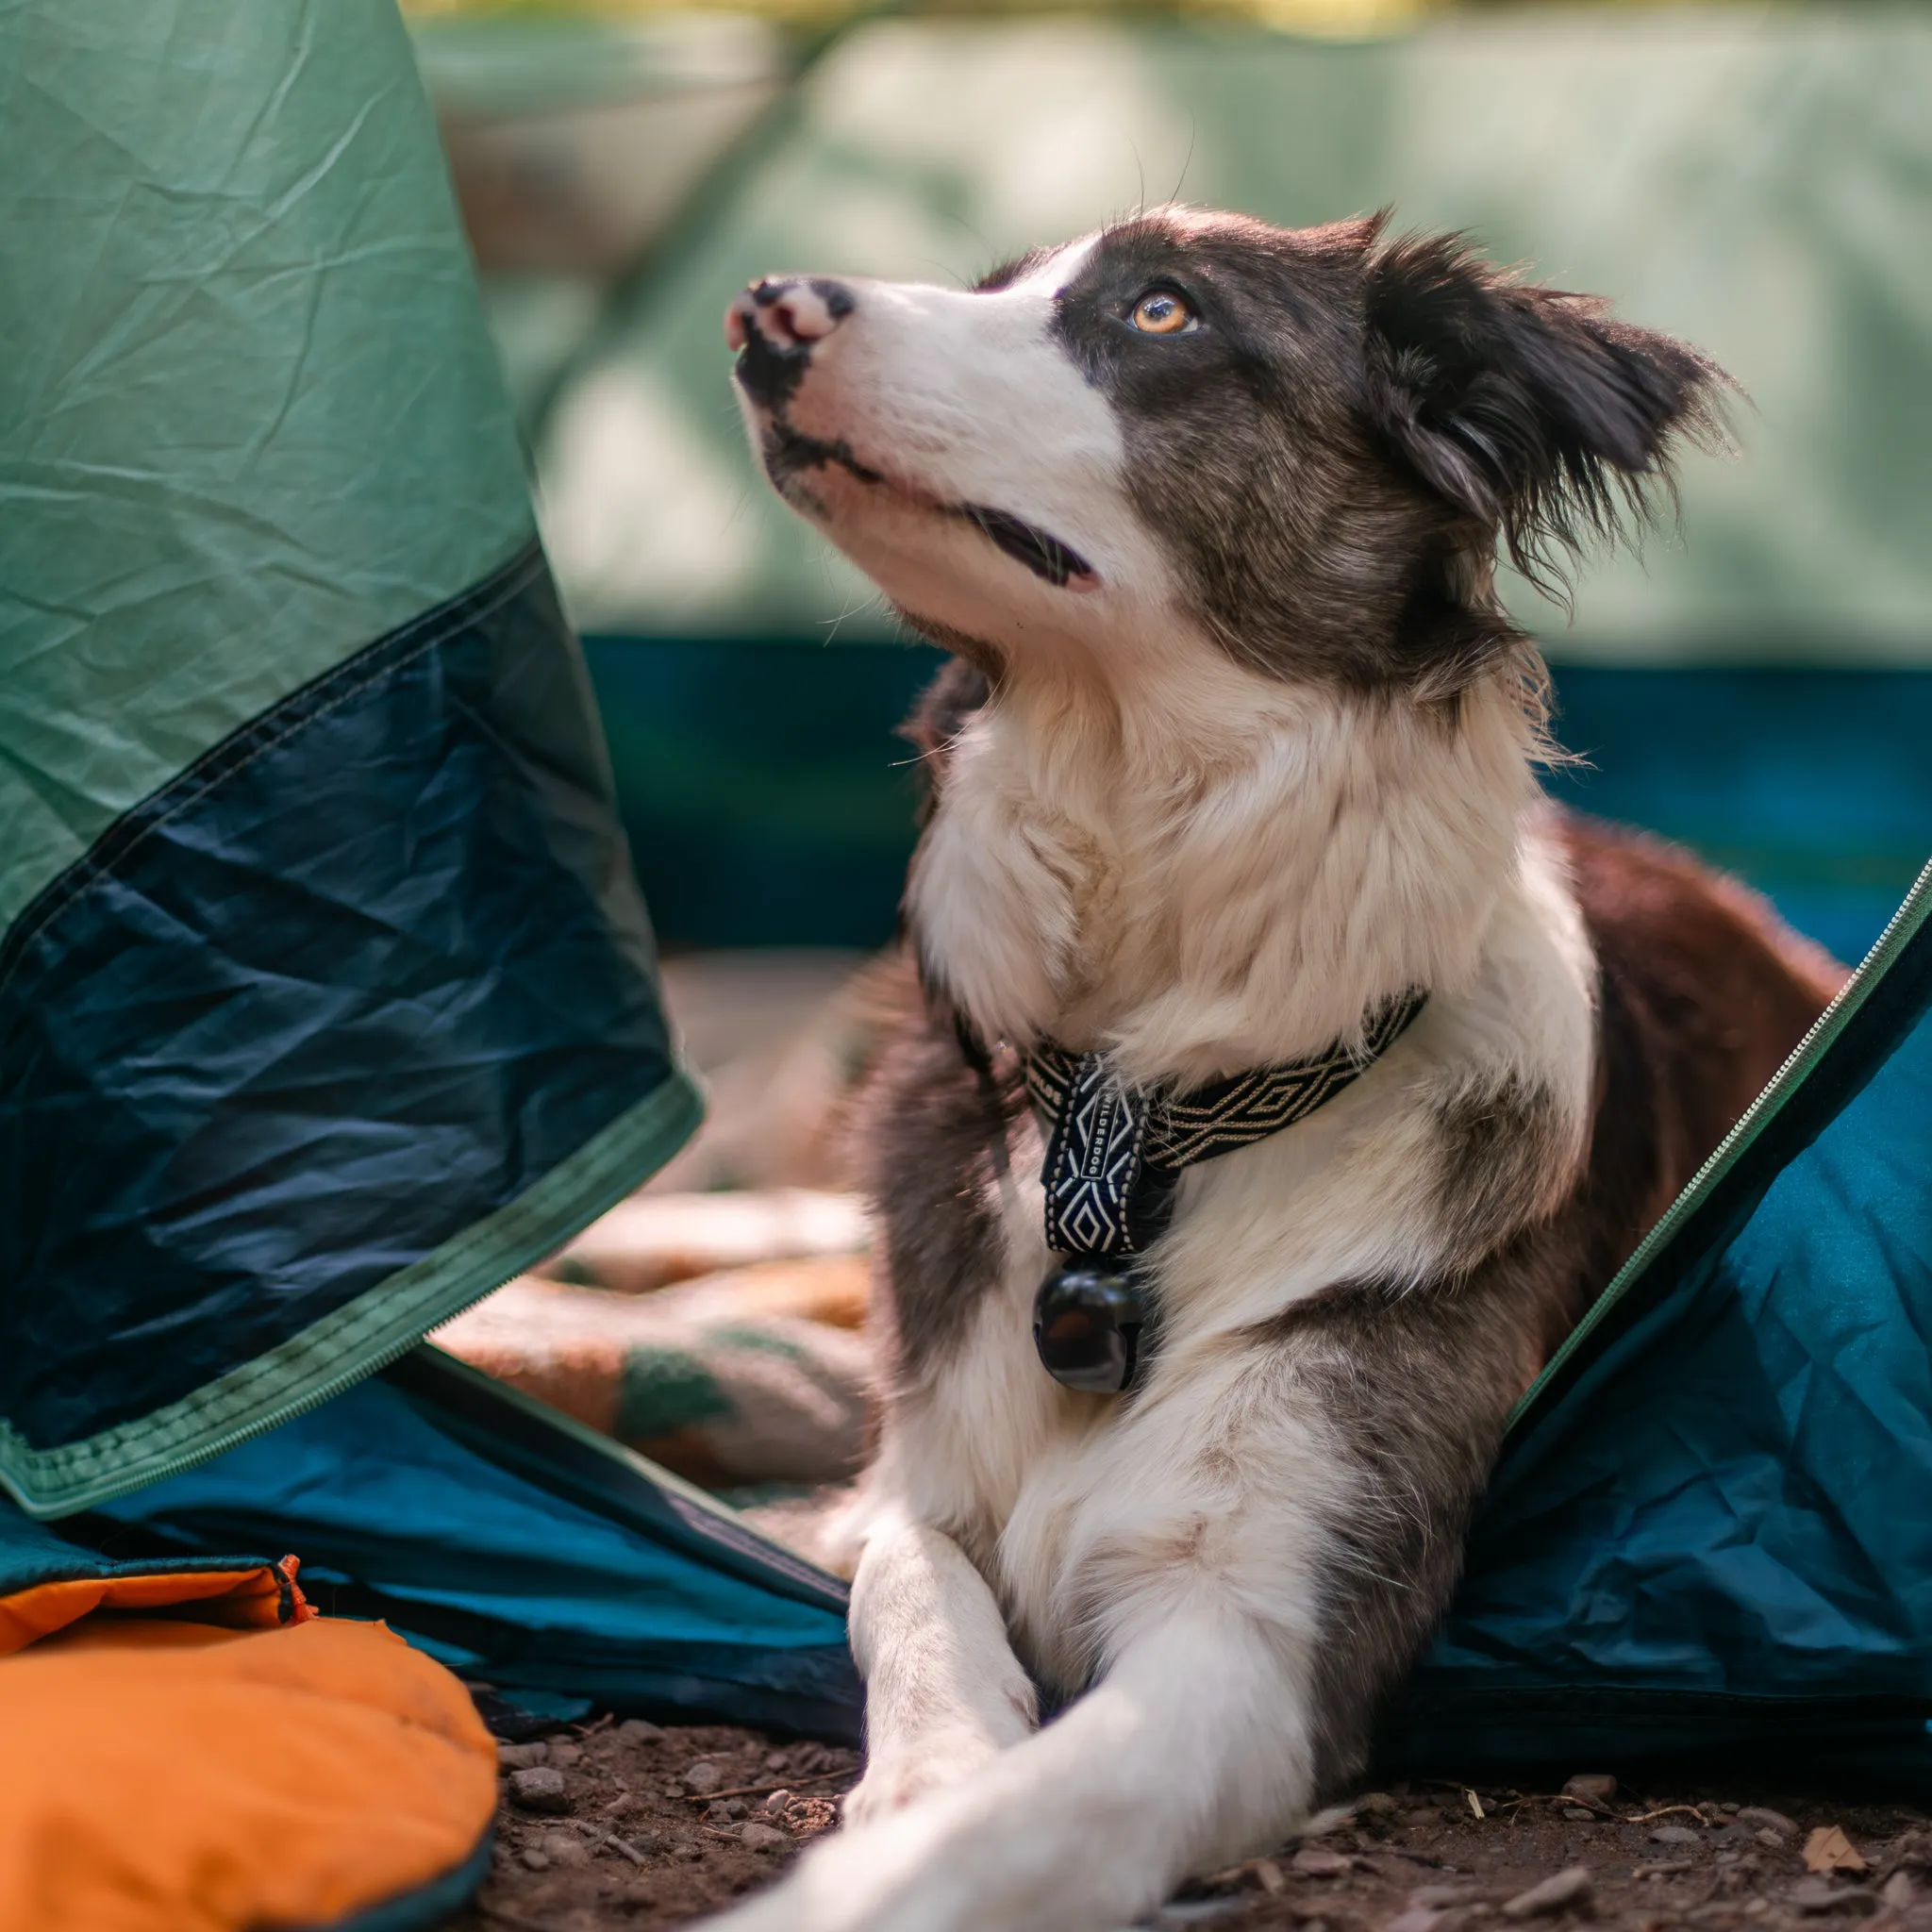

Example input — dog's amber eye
[1130,290,1195,335]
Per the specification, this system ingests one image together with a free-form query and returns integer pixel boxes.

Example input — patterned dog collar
[1024,990,1427,1393]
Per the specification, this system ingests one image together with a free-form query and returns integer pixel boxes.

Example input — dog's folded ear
[1361,227,1731,591]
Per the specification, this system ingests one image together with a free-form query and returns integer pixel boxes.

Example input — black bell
[1033,1257,1151,1393]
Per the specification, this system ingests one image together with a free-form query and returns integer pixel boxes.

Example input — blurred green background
[405,1,1932,962]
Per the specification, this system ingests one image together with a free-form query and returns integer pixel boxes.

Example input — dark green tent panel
[0,0,700,1515]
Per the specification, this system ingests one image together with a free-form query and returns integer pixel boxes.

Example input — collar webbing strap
[1027,989,1427,1259]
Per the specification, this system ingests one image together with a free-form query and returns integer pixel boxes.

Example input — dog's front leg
[704,1599,1313,1932]
[841,1506,1038,1824]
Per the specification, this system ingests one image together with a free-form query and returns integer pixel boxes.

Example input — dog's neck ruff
[1024,991,1427,1393]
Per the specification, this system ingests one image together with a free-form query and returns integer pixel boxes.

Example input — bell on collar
[1033,1257,1151,1394]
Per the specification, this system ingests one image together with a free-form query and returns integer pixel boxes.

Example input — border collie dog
[711,209,1844,1932]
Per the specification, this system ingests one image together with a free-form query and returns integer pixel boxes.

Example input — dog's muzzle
[725,276,854,409]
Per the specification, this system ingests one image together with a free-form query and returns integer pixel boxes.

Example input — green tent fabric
[0,0,699,1514]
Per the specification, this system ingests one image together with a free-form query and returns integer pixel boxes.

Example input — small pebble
[1651,1824,1703,1846]
[519,1847,550,1872]
[1562,1774,1618,1804]
[764,1790,793,1813]
[617,1718,664,1741]
[507,1766,571,1815]
[1502,1866,1594,1919]
[1739,1807,1799,1836]
[740,1822,791,1853]
[547,1741,583,1769]
[705,1802,736,1826]
[1787,1877,1858,1914]
[1357,1791,1399,1818]
[764,1749,791,1773]
[539,1830,590,1868]
[1757,1829,1789,1851]
[1406,1808,1442,1828]
[1882,1873,1916,1910]
[673,1843,704,1861]
[1563,1807,1594,1822]
[1409,1886,1476,1908]
[1385,1910,1442,1932]
[683,1759,724,1796]
[1292,1847,1352,1877]
[1721,1803,1741,1815]
[497,1740,549,1771]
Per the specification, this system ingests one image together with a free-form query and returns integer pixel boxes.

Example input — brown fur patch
[852,959,1026,1389]
[1564,813,1847,1189]
[1429,1074,1570,1267]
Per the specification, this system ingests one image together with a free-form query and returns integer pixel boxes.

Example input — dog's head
[727,208,1726,693]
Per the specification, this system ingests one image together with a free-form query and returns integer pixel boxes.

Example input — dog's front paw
[842,1735,1002,1825]
[686,1801,952,1932]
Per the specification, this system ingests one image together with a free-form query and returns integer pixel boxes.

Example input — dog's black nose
[725,277,854,407]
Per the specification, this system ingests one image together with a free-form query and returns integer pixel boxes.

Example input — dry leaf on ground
[1804,1824,1868,1874]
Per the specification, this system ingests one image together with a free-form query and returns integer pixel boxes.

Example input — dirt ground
[445,1711,1932,1932]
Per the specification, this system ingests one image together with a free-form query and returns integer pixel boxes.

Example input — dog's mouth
[758,422,1096,591]
[958,506,1095,590]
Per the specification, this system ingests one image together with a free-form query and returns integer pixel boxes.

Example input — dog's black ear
[1362,229,1730,591]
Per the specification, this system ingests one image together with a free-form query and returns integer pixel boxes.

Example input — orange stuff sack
[0,1561,497,1931]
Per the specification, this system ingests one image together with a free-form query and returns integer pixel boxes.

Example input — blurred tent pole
[508,0,908,439]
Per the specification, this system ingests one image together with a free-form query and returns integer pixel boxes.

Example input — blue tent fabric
[0,1496,296,1610]
[78,1352,862,1740]
[1396,858,1932,1782]
[0,0,855,1839]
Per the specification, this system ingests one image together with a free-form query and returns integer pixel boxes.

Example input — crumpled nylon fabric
[1399,877,1932,1777]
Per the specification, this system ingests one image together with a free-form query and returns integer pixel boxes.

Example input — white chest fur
[872,653,1598,1689]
